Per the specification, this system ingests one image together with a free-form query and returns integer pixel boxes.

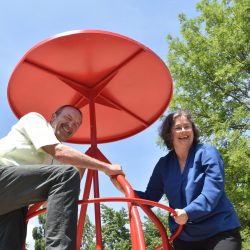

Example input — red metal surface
[76,169,93,249]
[117,175,146,249]
[9,30,177,249]
[25,147,181,250]
[138,202,171,249]
[90,149,146,249]
[79,197,183,246]
[27,196,183,249]
[93,171,103,250]
[8,30,172,144]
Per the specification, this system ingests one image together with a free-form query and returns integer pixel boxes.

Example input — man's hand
[104,164,125,177]
[171,208,188,225]
[110,176,125,194]
[43,144,125,176]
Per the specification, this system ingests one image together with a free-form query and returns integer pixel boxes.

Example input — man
[0,105,124,250]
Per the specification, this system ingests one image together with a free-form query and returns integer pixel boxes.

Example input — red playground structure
[8,30,183,250]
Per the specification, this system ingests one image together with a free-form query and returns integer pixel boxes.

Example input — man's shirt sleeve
[19,112,60,150]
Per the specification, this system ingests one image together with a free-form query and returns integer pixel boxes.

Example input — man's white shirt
[0,112,60,166]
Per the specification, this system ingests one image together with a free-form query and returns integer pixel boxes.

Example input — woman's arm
[135,158,165,202]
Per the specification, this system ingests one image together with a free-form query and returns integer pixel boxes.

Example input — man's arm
[42,143,124,176]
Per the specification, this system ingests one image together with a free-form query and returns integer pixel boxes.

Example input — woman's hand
[171,208,188,225]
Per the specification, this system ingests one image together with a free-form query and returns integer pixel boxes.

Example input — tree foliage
[32,205,174,250]
[31,4,250,249]
[32,213,96,250]
[143,208,170,250]
[101,204,131,250]
[166,0,250,247]
[32,213,46,250]
[80,215,96,250]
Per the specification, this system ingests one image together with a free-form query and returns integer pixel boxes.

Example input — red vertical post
[93,170,103,250]
[89,99,103,250]
[76,168,94,249]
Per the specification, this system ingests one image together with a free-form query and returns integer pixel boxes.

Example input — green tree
[80,215,96,250]
[143,208,170,250]
[32,213,46,250]
[32,213,96,250]
[101,204,131,250]
[32,205,175,249]
[166,0,250,248]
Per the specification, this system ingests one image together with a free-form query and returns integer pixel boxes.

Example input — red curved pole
[27,196,183,246]
[93,170,103,250]
[94,151,146,250]
[138,203,171,249]
[25,147,182,250]
[117,175,146,250]
[77,196,183,243]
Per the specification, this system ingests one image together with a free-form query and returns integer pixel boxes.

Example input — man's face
[51,107,82,141]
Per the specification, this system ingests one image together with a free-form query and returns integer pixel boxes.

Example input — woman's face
[172,115,194,151]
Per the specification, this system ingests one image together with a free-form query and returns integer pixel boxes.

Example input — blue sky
[0,0,200,248]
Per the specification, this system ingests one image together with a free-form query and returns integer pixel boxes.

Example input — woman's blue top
[136,144,240,241]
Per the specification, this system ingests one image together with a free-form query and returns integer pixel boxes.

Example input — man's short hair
[54,105,83,118]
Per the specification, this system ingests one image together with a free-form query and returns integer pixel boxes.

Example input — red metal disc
[8,30,172,144]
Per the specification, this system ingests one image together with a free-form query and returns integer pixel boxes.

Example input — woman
[135,110,241,250]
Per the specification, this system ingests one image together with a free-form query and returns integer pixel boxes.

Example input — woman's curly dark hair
[159,110,200,150]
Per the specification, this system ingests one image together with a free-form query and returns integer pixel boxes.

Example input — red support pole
[76,168,94,250]
[25,77,176,250]
[93,170,103,250]
[88,99,103,250]
[95,149,146,250]
[17,30,176,250]
[138,204,172,250]
[117,175,146,250]
[77,197,183,248]
[26,195,183,250]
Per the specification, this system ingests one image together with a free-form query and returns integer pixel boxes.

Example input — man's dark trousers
[0,165,80,250]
